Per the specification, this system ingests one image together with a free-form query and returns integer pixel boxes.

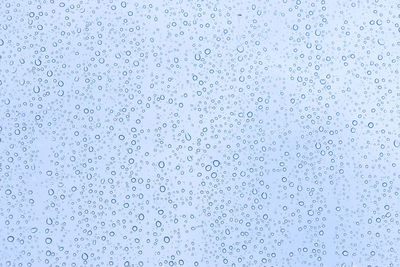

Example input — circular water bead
[82,253,88,260]
[236,45,244,53]
[394,140,400,148]
[368,122,374,128]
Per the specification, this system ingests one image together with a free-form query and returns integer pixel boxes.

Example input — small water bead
[394,140,400,148]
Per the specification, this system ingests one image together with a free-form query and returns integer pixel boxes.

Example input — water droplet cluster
[1,0,399,266]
